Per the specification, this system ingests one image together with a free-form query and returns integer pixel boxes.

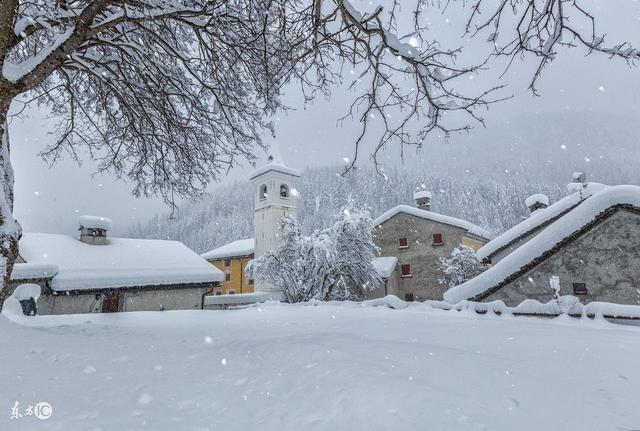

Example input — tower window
[280,184,289,198]
[259,184,268,200]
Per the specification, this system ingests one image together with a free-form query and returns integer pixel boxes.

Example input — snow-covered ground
[2,300,640,430]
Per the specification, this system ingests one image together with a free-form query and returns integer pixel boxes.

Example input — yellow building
[201,239,255,295]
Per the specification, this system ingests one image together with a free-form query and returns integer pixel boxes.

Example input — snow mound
[364,295,408,309]
[78,215,113,231]
[413,190,432,200]
[525,193,549,208]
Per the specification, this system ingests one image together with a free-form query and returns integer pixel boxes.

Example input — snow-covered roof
[525,193,549,208]
[18,233,223,291]
[201,238,255,261]
[444,185,640,304]
[204,292,273,306]
[373,256,398,278]
[413,190,432,200]
[11,262,59,281]
[476,182,608,261]
[78,215,113,231]
[249,161,300,180]
[373,205,492,240]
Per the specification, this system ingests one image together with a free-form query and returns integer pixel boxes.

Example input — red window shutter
[433,233,443,245]
[401,264,411,276]
[399,238,408,247]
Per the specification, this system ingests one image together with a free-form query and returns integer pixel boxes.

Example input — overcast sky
[10,0,640,235]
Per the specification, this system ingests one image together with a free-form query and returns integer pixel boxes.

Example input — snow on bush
[248,203,381,302]
[438,245,483,288]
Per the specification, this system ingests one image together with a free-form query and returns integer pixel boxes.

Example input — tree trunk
[0,93,21,312]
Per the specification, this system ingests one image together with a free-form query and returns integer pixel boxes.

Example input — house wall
[375,212,488,301]
[483,210,640,306]
[364,266,400,299]
[36,287,210,315]
[210,256,255,295]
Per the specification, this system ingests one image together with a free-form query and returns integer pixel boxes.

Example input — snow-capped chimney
[572,171,587,185]
[78,215,112,245]
[525,194,549,214]
[414,190,432,211]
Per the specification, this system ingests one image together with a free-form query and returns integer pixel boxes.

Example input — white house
[14,216,223,314]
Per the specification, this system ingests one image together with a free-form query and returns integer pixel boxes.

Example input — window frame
[572,282,588,295]
[401,264,412,278]
[398,237,409,249]
[259,184,268,201]
[225,273,231,282]
[280,183,290,199]
[432,233,444,246]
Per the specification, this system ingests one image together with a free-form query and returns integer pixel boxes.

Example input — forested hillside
[128,165,571,254]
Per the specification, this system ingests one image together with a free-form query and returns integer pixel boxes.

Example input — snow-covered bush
[247,203,380,303]
[439,246,483,288]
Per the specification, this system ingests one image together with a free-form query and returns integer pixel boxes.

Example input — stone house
[373,192,492,301]
[444,185,640,306]
[201,238,255,295]
[13,216,223,315]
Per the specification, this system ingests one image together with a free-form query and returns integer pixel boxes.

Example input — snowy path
[1,303,639,430]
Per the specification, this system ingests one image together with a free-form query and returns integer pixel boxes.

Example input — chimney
[78,215,112,245]
[572,171,587,184]
[524,194,549,214]
[413,190,432,211]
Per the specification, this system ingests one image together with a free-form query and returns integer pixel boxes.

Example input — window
[405,292,415,302]
[259,184,268,200]
[215,291,222,296]
[228,289,236,295]
[224,259,231,267]
[398,238,408,248]
[432,233,443,245]
[225,273,231,282]
[280,183,289,198]
[573,283,588,295]
[248,279,254,285]
[401,264,412,277]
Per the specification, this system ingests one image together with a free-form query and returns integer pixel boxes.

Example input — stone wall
[484,210,640,306]
[375,212,485,300]
[37,287,209,315]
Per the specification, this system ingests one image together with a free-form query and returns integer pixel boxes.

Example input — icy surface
[372,256,398,278]
[2,302,640,430]
[201,238,255,261]
[374,205,492,240]
[445,185,640,303]
[477,182,608,261]
[18,233,223,291]
[77,215,113,231]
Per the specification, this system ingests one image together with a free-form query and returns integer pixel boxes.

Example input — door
[101,292,120,313]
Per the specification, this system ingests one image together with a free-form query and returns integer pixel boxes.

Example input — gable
[475,206,640,301]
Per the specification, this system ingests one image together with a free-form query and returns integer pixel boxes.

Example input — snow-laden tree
[439,245,483,288]
[0,1,636,309]
[248,204,380,302]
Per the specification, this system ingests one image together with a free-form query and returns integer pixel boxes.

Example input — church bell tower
[250,155,300,290]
